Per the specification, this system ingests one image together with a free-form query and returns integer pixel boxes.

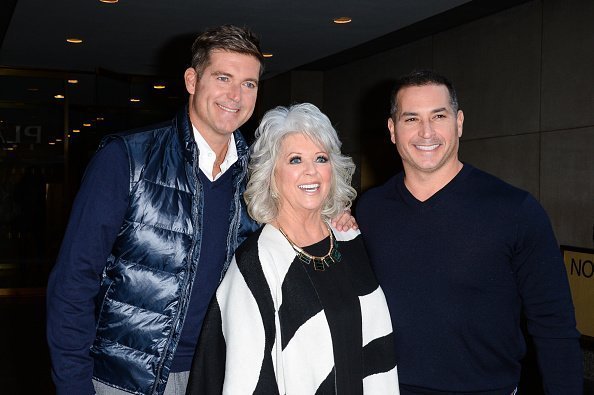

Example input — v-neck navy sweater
[171,169,233,371]
[357,164,582,394]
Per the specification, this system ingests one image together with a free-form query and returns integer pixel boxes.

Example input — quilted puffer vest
[90,107,259,395]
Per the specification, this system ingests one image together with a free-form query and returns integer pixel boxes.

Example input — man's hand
[331,208,358,232]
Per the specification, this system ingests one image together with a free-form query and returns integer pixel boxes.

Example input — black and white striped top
[187,224,399,394]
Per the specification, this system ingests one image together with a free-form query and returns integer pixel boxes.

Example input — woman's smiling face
[274,133,332,218]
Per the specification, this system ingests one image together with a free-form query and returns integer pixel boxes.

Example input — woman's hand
[330,209,358,232]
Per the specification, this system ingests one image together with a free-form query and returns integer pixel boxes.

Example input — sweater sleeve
[46,140,129,395]
[512,195,583,394]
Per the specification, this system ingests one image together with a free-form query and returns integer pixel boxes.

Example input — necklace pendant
[313,258,327,271]
[278,222,341,272]
[331,248,342,263]
[298,254,312,265]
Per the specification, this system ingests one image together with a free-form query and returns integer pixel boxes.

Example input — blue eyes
[216,76,257,89]
[288,155,329,164]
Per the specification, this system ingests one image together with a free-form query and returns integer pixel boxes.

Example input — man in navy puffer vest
[46,24,264,395]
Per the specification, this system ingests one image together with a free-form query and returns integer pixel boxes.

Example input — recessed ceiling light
[72,129,81,133]
[49,141,56,145]
[83,123,92,127]
[153,84,166,89]
[262,53,273,58]
[130,98,141,102]
[333,17,352,24]
[56,138,63,142]
[96,117,105,121]
[54,94,65,99]
[66,38,83,44]
[99,0,119,3]
[67,79,78,84]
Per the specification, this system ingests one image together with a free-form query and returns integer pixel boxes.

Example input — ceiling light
[83,123,92,127]
[27,88,39,92]
[153,84,166,89]
[66,38,83,44]
[72,129,80,133]
[49,141,56,145]
[262,53,273,58]
[56,138,63,142]
[333,17,352,24]
[130,98,141,102]
[96,117,105,121]
[67,79,78,84]
[99,0,119,3]
[54,94,65,99]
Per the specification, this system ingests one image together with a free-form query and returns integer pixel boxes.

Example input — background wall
[259,0,594,250]
[258,0,594,382]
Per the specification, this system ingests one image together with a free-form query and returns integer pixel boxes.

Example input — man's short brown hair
[190,24,264,76]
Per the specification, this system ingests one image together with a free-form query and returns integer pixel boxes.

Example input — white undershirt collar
[192,125,238,181]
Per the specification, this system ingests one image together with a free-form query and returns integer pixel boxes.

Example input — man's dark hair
[190,24,264,76]
[390,69,459,116]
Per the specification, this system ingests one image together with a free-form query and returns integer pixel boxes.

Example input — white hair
[245,103,356,224]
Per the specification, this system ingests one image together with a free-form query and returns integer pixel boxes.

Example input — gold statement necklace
[277,221,342,271]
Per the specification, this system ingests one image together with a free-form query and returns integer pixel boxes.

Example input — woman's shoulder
[234,226,265,258]
[234,224,296,293]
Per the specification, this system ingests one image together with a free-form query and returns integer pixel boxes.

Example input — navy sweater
[357,164,582,394]
[171,169,233,371]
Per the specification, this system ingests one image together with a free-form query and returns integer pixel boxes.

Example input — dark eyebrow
[398,111,418,121]
[399,108,448,119]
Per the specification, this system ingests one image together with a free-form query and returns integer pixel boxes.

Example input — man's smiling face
[388,83,464,177]
[184,50,261,145]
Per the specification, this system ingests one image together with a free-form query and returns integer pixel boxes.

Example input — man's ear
[457,110,464,138]
[388,117,396,144]
[184,67,197,95]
